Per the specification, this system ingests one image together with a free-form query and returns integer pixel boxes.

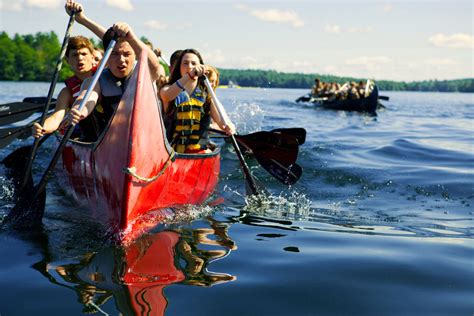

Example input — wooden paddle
[203,76,261,195]
[18,13,76,193]
[4,38,117,228]
[210,128,303,185]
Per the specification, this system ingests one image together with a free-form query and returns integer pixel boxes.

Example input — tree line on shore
[1,31,472,93]
[219,69,474,93]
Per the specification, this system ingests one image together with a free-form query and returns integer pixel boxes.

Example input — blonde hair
[207,65,220,90]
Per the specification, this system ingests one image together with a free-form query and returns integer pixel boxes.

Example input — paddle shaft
[26,39,117,203]
[203,76,259,195]
[19,13,76,192]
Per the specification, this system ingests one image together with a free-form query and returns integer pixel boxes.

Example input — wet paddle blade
[2,134,51,188]
[270,128,306,145]
[295,94,311,103]
[236,131,299,167]
[3,187,46,229]
[210,128,304,185]
[2,144,34,188]
[236,133,302,185]
[258,159,302,185]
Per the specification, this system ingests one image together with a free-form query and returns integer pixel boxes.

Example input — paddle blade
[258,159,302,185]
[236,131,299,167]
[295,94,311,103]
[2,144,34,187]
[270,128,306,145]
[209,128,305,185]
[236,132,303,185]
[3,143,46,228]
[3,188,46,229]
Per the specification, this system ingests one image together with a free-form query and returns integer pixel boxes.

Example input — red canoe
[57,53,220,241]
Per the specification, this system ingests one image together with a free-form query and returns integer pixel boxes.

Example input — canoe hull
[57,52,220,240]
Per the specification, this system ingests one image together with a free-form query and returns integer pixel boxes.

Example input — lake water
[0,81,473,315]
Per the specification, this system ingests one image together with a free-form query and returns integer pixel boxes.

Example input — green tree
[0,32,18,80]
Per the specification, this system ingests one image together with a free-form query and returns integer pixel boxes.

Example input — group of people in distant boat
[33,0,234,154]
[311,78,372,101]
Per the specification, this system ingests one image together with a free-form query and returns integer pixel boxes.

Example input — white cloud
[1,0,66,10]
[25,0,62,9]
[325,24,372,34]
[429,33,474,48]
[144,20,168,31]
[236,5,304,28]
[233,4,249,11]
[323,65,337,74]
[106,0,133,11]
[324,24,341,34]
[383,4,393,12]
[347,26,373,33]
[176,22,192,31]
[424,58,459,66]
[250,9,304,28]
[0,2,23,11]
[345,56,392,66]
[202,49,227,65]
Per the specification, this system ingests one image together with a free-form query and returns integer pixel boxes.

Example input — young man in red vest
[32,36,96,139]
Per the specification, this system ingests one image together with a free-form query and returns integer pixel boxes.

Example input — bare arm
[112,23,163,81]
[69,78,101,125]
[159,72,197,112]
[65,0,106,39]
[32,87,73,138]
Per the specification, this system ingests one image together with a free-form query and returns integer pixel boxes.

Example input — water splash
[0,176,16,202]
[228,102,265,133]
[243,190,312,221]
[117,205,216,245]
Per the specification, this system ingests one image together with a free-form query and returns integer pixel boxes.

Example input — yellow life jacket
[172,86,210,153]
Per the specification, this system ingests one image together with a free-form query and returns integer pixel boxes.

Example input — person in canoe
[207,65,220,90]
[64,6,163,136]
[32,35,98,141]
[68,22,162,135]
[92,47,103,68]
[159,49,235,154]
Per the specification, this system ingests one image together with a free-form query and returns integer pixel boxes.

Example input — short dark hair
[102,27,115,51]
[66,35,94,58]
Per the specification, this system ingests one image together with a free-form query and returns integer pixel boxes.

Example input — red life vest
[64,75,83,98]
[64,66,98,98]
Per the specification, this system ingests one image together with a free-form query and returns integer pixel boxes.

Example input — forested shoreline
[1,31,473,92]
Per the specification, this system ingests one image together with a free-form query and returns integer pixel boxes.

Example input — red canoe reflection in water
[40,219,236,315]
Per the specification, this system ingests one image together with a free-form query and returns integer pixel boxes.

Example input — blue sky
[1,0,472,81]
